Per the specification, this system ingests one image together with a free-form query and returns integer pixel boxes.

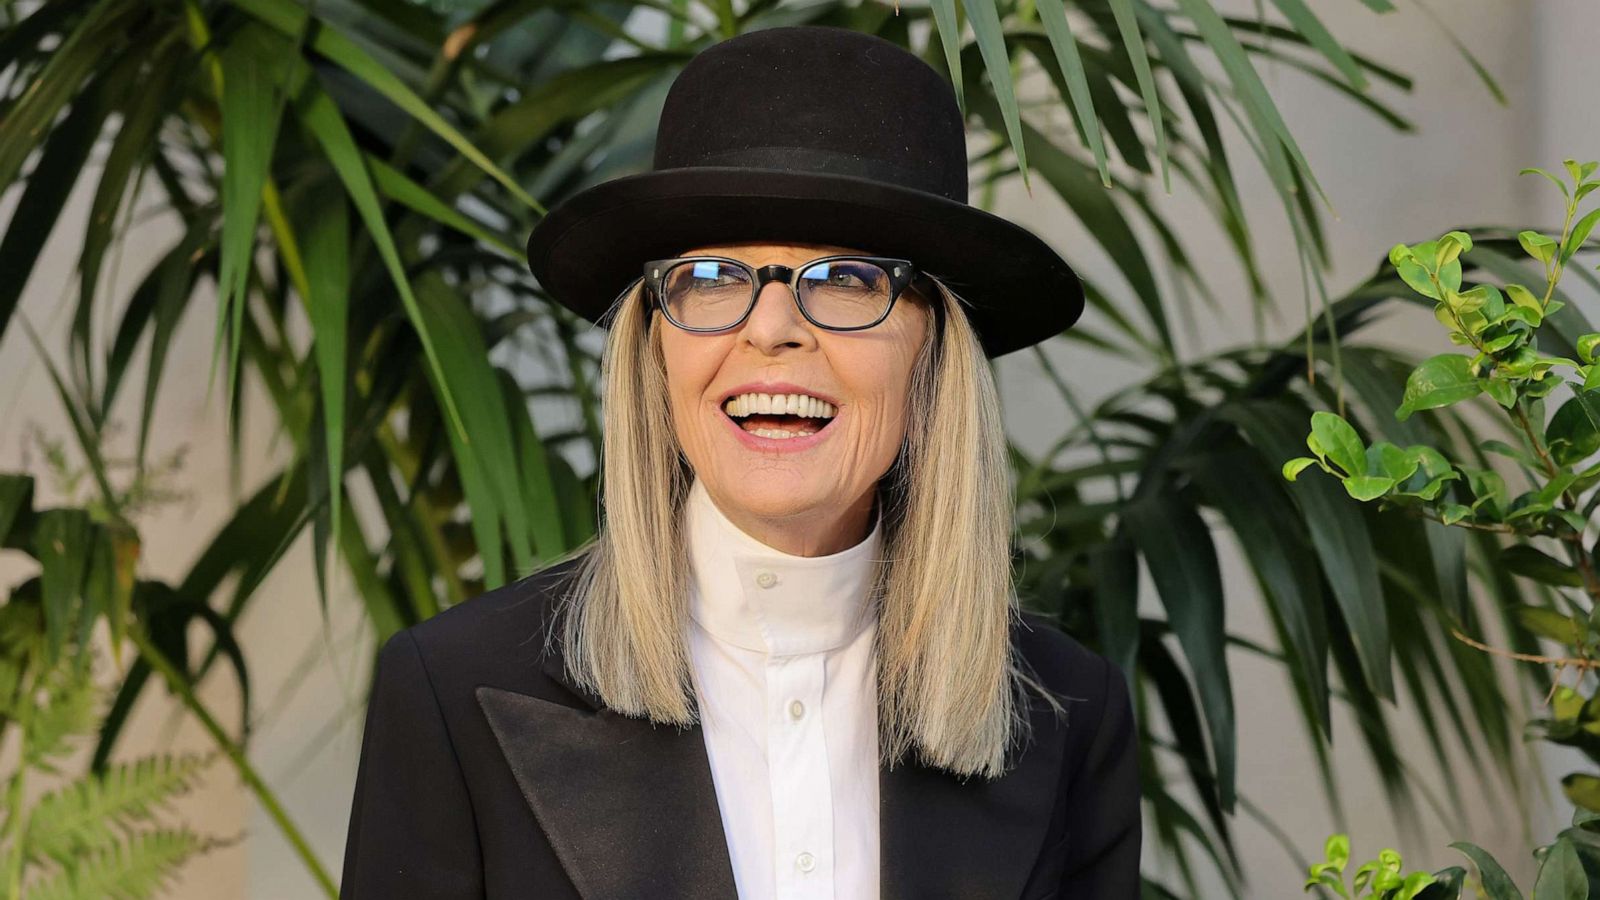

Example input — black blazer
[338,553,1142,899]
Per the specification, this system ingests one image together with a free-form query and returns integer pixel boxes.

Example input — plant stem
[1540,199,1579,312]
[1394,503,1516,533]
[1450,626,1600,671]
[128,626,337,898]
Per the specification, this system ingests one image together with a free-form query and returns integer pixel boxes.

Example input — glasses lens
[661,260,754,329]
[797,259,894,328]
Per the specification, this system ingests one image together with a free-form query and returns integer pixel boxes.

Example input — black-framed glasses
[642,255,924,332]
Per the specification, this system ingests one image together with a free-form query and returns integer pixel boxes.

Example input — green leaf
[1342,476,1393,501]
[1310,410,1365,476]
[1104,0,1169,188]
[1531,836,1585,900]
[1395,254,1438,300]
[1478,439,1539,470]
[1324,833,1351,869]
[232,0,539,211]
[1397,354,1481,421]
[410,272,539,586]
[1477,283,1507,322]
[1034,0,1111,186]
[1397,871,1437,900]
[1511,603,1584,642]
[501,369,568,562]
[966,84,1173,356]
[1088,531,1140,685]
[1266,0,1366,92]
[1370,441,1418,483]
[964,0,1030,191]
[297,79,471,468]
[0,0,125,200]
[1522,166,1571,199]
[1502,304,1544,329]
[1225,400,1393,701]
[1564,775,1600,814]
[366,155,520,257]
[1505,282,1543,311]
[1435,230,1473,267]
[1124,490,1236,812]
[216,24,292,428]
[1479,376,1516,409]
[927,0,964,116]
[1520,229,1559,265]
[1283,457,1319,480]
[1448,841,1525,900]
[1172,0,1329,210]
[1562,207,1600,265]
[1187,445,1330,740]
[33,508,92,669]
[300,187,350,592]
[1548,393,1600,466]
[0,48,118,351]
[1415,868,1467,900]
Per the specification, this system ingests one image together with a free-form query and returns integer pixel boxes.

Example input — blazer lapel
[475,647,741,900]
[477,598,1066,900]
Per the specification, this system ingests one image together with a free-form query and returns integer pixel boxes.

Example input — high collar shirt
[683,476,884,900]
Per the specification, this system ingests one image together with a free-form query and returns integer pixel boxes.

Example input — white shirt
[683,476,884,900]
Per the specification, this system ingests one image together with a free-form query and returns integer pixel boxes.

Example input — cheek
[661,331,708,397]
[847,321,927,451]
[659,331,727,445]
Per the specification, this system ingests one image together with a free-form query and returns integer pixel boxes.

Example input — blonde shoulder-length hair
[538,273,1067,780]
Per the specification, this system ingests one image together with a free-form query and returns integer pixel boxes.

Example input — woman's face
[658,240,933,553]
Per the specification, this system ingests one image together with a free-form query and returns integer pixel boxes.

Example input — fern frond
[22,753,210,868]
[24,828,208,900]
[24,665,99,767]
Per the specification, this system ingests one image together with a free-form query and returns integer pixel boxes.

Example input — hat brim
[524,166,1084,358]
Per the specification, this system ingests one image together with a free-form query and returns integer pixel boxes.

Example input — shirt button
[756,571,777,589]
[788,699,805,720]
[796,851,816,872]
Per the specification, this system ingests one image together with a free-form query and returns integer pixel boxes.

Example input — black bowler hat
[524,25,1085,359]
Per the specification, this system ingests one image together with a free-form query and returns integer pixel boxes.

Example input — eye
[803,262,879,290]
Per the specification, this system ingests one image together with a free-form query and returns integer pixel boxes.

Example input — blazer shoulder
[1014,608,1115,701]
[386,550,590,681]
[1013,609,1139,782]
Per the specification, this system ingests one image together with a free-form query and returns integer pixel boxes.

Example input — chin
[716,476,831,520]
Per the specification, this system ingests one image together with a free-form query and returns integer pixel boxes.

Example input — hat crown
[653,26,969,201]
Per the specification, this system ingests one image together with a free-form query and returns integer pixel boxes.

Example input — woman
[339,24,1141,900]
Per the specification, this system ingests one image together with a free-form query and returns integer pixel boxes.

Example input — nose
[739,279,818,353]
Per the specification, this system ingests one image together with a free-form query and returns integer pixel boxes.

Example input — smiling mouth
[721,393,838,440]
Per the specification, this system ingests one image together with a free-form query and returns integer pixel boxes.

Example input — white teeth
[722,392,837,418]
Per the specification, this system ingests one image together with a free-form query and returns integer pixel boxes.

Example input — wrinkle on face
[658,240,932,556]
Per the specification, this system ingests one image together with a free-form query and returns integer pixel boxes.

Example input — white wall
[0,1,1589,897]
